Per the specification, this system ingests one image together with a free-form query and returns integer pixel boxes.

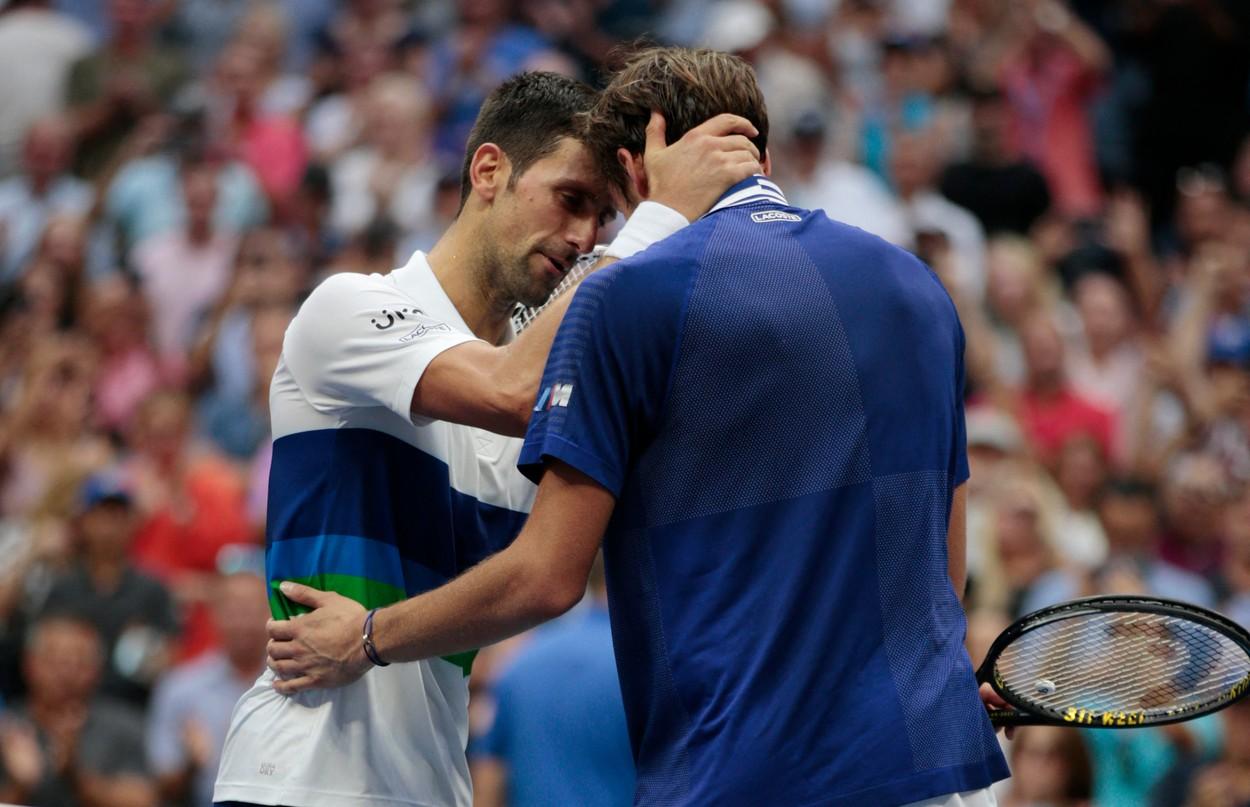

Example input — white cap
[701,0,775,54]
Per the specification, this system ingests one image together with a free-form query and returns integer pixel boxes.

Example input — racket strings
[511,251,598,332]
[995,611,1250,719]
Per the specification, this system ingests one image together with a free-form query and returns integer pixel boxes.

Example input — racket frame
[976,595,1250,728]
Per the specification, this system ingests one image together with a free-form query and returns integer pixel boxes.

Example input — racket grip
[987,708,1051,727]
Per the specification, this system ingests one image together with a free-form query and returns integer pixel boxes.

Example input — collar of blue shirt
[704,174,789,217]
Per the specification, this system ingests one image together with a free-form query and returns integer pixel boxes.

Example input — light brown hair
[584,46,769,192]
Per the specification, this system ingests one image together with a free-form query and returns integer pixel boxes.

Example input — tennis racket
[511,247,603,332]
[977,595,1250,728]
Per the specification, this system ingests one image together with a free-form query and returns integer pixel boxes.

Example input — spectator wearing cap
[779,106,911,246]
[0,613,156,807]
[38,471,178,706]
[147,568,268,807]
[699,0,831,144]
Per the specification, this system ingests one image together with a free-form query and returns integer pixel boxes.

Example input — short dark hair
[584,46,769,192]
[458,72,598,209]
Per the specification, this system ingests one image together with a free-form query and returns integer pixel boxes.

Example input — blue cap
[1208,318,1250,368]
[78,471,132,512]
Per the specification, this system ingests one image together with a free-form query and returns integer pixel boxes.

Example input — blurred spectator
[0,115,92,282]
[1221,488,1250,627]
[187,227,306,404]
[939,87,1052,235]
[0,335,110,519]
[780,107,911,246]
[1084,712,1222,807]
[0,614,156,807]
[1022,476,1217,614]
[65,0,191,180]
[473,559,633,807]
[401,166,467,256]
[889,127,988,302]
[983,0,1110,219]
[1159,453,1235,579]
[700,1,832,143]
[197,302,293,460]
[39,471,178,706]
[103,116,267,258]
[1052,434,1110,566]
[81,275,164,435]
[1065,272,1145,445]
[1013,311,1116,468]
[426,0,560,163]
[1153,695,1250,807]
[303,0,416,162]
[859,34,936,182]
[970,472,1062,617]
[997,726,1092,807]
[963,406,1026,582]
[147,568,267,807]
[285,163,340,270]
[198,38,309,212]
[124,390,252,661]
[329,74,438,240]
[130,152,239,371]
[1130,0,1250,231]
[0,0,92,177]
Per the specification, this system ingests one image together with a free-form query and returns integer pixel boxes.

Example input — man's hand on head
[637,111,761,221]
[266,582,373,695]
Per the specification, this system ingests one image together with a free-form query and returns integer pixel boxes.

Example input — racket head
[976,595,1250,729]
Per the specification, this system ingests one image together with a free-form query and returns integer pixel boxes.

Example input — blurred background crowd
[0,0,1248,805]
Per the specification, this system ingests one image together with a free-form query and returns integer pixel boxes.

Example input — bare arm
[267,461,615,693]
[949,483,969,602]
[470,757,508,807]
[410,269,615,437]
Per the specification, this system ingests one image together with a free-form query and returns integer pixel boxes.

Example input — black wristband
[362,608,389,667]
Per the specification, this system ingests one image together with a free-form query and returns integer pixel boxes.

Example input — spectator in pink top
[130,153,238,377]
[978,0,1110,219]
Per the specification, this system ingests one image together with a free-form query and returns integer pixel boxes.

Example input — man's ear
[616,146,647,206]
[469,143,509,203]
[762,148,772,178]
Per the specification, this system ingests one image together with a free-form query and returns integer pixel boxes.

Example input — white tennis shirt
[214,251,536,807]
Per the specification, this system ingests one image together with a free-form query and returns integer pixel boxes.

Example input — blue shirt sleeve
[519,246,696,494]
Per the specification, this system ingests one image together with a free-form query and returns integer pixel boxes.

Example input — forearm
[371,545,574,665]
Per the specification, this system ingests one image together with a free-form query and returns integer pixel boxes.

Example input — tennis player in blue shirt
[269,47,1011,806]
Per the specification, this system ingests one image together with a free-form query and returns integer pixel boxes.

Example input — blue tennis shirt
[519,176,1010,806]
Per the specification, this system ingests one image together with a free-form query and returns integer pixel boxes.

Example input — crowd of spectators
[0,0,1247,805]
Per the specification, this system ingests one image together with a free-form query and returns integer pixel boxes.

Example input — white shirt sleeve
[282,272,478,420]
